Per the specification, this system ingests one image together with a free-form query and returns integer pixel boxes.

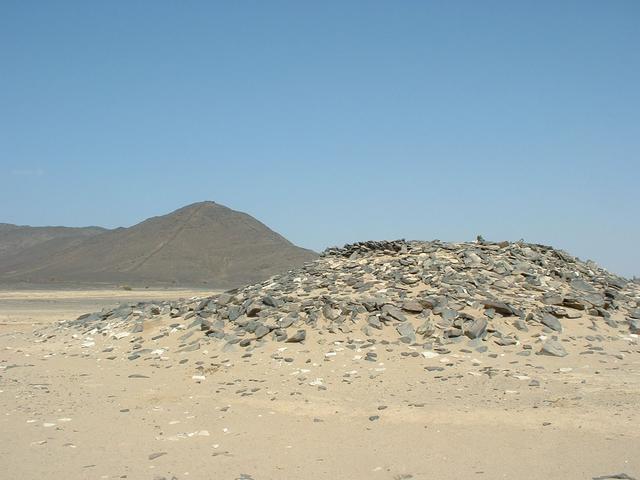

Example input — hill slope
[0,202,317,287]
[0,223,106,258]
[0,224,107,275]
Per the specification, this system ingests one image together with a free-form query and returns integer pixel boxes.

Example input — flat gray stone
[541,313,563,332]
[254,325,270,339]
[285,330,306,343]
[382,305,407,322]
[396,322,416,343]
[367,315,383,330]
[538,339,568,357]
[464,317,487,339]
[262,295,278,307]
[401,300,423,313]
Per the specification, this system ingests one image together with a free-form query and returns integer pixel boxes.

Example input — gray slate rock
[381,305,407,322]
[396,322,416,343]
[464,317,487,339]
[401,300,423,313]
[541,313,563,332]
[285,330,306,343]
[254,325,270,339]
[539,339,568,357]
[367,315,383,330]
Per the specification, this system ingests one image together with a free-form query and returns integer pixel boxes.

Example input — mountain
[0,223,106,258]
[0,224,107,274]
[0,202,317,287]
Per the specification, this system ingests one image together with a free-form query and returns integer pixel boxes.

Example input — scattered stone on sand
[39,239,639,370]
[539,339,568,357]
[148,452,168,460]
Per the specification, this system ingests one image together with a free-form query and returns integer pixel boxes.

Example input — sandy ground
[1,290,639,480]
[0,288,216,333]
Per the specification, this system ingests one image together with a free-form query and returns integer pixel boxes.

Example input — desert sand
[0,288,215,333]
[1,283,639,480]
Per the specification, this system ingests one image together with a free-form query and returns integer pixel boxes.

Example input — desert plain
[1,239,639,480]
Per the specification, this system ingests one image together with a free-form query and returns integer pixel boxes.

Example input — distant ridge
[0,224,107,275]
[0,202,318,288]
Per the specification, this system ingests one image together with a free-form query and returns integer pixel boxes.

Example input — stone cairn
[46,239,640,359]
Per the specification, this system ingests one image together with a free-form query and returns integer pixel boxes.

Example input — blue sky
[1,1,638,277]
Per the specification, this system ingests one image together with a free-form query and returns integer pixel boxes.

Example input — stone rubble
[38,239,640,362]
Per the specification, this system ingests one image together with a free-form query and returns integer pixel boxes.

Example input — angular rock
[542,294,564,305]
[494,335,517,346]
[285,330,306,343]
[254,325,270,339]
[262,295,278,307]
[228,306,242,322]
[539,339,568,357]
[464,317,487,339]
[481,300,515,316]
[322,304,341,321]
[416,319,435,337]
[381,305,407,322]
[367,315,383,330]
[541,313,563,332]
[396,322,416,343]
[246,303,262,317]
[216,293,233,306]
[278,315,296,329]
[401,300,423,313]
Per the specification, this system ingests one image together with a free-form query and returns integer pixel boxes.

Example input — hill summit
[0,201,317,287]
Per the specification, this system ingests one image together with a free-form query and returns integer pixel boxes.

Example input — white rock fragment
[421,351,439,359]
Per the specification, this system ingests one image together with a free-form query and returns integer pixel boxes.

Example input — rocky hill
[47,238,640,363]
[0,224,106,275]
[0,202,317,288]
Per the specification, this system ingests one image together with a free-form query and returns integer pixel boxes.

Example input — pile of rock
[322,240,408,258]
[50,239,640,358]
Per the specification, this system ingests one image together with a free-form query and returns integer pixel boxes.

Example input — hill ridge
[123,202,207,273]
[0,201,317,287]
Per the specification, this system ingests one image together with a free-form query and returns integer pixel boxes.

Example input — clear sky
[1,1,638,277]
